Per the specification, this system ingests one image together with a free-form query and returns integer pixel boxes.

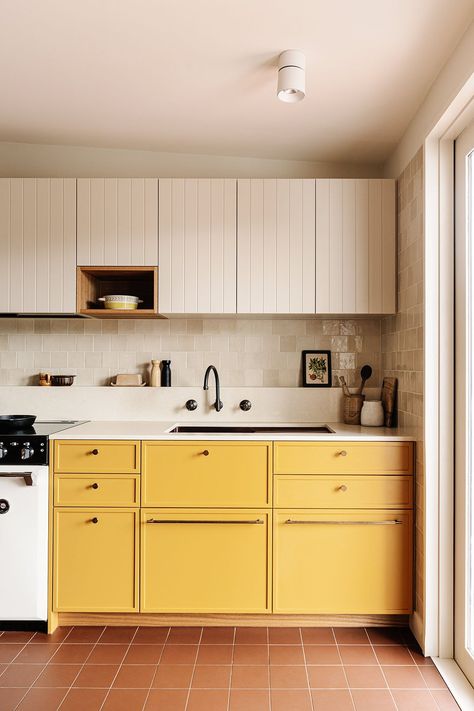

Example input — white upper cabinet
[159,179,237,314]
[237,179,316,314]
[76,178,158,266]
[315,179,396,314]
[0,179,76,313]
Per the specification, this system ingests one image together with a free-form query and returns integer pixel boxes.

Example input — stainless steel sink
[169,425,334,434]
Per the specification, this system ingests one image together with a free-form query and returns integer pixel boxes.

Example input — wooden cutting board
[382,377,398,427]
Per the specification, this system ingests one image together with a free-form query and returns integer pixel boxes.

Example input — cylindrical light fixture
[277,49,305,103]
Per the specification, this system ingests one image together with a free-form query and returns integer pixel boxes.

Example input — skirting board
[57,613,409,628]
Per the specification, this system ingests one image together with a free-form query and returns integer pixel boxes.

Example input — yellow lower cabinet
[53,508,139,612]
[274,510,412,614]
[141,509,271,613]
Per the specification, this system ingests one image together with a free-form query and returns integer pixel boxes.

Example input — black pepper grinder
[160,360,171,387]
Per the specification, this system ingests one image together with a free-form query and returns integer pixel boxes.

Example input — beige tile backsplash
[0,317,381,388]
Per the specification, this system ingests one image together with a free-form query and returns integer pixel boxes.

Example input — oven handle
[0,472,35,486]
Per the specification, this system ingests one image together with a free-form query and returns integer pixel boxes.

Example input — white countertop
[51,421,417,441]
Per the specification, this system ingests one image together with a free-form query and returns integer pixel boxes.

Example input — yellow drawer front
[274,442,413,475]
[141,509,271,613]
[54,440,140,474]
[274,510,412,614]
[53,508,139,612]
[142,441,271,507]
[54,474,140,507]
[274,475,413,509]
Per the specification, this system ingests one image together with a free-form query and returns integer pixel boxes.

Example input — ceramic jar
[360,400,384,427]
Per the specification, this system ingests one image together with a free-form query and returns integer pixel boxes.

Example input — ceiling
[1,0,473,164]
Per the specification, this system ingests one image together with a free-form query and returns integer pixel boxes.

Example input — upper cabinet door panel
[159,179,236,314]
[0,178,76,313]
[315,179,396,315]
[77,179,158,266]
[237,179,315,314]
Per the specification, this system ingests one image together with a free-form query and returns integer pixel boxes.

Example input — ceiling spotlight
[277,50,305,103]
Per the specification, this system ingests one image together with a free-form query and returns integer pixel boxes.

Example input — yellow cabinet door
[54,474,140,507]
[141,509,271,613]
[274,442,414,475]
[54,440,140,474]
[142,442,271,507]
[53,508,139,612]
[274,510,412,614]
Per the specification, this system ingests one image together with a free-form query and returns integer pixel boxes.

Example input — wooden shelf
[77,266,160,319]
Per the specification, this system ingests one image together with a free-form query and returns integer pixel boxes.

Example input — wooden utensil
[339,375,351,397]
[382,377,398,427]
[357,365,372,395]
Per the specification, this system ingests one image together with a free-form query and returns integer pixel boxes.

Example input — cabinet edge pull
[146,518,265,525]
[284,519,403,526]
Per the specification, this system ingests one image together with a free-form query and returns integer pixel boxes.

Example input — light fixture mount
[277,49,305,103]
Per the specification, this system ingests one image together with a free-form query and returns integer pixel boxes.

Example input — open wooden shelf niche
[77,266,160,319]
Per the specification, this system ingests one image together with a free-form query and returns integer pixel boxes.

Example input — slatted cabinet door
[0,178,76,313]
[237,179,316,314]
[76,178,159,266]
[158,179,237,313]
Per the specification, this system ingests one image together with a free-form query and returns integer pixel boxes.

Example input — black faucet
[203,365,223,412]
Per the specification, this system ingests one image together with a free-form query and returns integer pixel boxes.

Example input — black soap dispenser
[160,360,171,387]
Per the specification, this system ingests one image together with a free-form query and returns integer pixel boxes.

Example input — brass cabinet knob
[337,450,348,457]
[202,450,210,456]
[338,484,348,492]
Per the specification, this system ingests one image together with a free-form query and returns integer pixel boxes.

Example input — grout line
[406,644,447,709]
[96,626,140,711]
[299,626,315,711]
[55,626,107,710]
[334,627,357,711]
[225,628,236,711]
[183,627,203,711]
[367,627,400,711]
[140,626,170,711]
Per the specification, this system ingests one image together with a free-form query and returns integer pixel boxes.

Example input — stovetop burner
[0,421,86,465]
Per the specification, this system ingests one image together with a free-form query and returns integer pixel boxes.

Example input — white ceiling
[1,0,473,164]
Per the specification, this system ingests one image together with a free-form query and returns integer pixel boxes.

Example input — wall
[0,317,381,388]
[382,148,424,629]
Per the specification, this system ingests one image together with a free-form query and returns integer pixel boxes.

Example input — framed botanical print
[302,350,332,387]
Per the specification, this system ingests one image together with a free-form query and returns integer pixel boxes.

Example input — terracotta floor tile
[419,666,449,689]
[234,627,267,644]
[311,689,355,710]
[391,689,439,710]
[338,644,378,665]
[73,663,118,688]
[0,687,27,711]
[15,686,68,711]
[113,664,155,688]
[60,688,108,711]
[307,665,348,689]
[344,664,387,689]
[167,626,202,644]
[87,644,129,665]
[366,627,406,646]
[192,664,231,688]
[33,663,82,687]
[231,665,269,689]
[0,663,45,687]
[100,626,137,644]
[160,644,198,665]
[0,643,24,663]
[14,643,61,664]
[0,631,35,644]
[351,689,397,710]
[101,688,149,711]
[334,627,370,645]
[123,644,163,664]
[232,643,269,665]
[303,644,340,665]
[134,627,170,644]
[151,664,194,688]
[31,627,72,644]
[270,689,312,711]
[383,665,427,689]
[50,643,94,664]
[65,626,105,644]
[196,644,233,665]
[229,689,270,711]
[375,645,416,666]
[186,688,229,711]
[270,665,309,689]
[408,645,436,666]
[269,644,305,665]
[431,689,461,709]
[144,688,188,710]
[268,627,301,645]
[301,627,335,645]
[201,627,234,644]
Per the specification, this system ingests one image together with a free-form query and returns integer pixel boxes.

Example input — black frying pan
[0,415,37,431]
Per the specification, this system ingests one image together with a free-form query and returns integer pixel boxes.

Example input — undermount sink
[169,425,334,434]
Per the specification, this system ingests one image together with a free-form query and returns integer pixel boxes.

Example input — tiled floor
[0,626,459,710]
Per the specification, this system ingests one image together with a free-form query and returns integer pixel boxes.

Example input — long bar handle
[146,518,265,525]
[284,519,403,526]
[0,472,34,486]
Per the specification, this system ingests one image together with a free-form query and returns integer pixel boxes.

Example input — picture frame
[302,350,332,387]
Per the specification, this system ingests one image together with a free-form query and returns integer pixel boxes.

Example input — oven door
[0,466,48,621]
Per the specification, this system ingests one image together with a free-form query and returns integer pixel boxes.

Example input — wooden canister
[343,394,365,425]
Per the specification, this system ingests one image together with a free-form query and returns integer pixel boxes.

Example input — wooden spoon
[357,365,372,395]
